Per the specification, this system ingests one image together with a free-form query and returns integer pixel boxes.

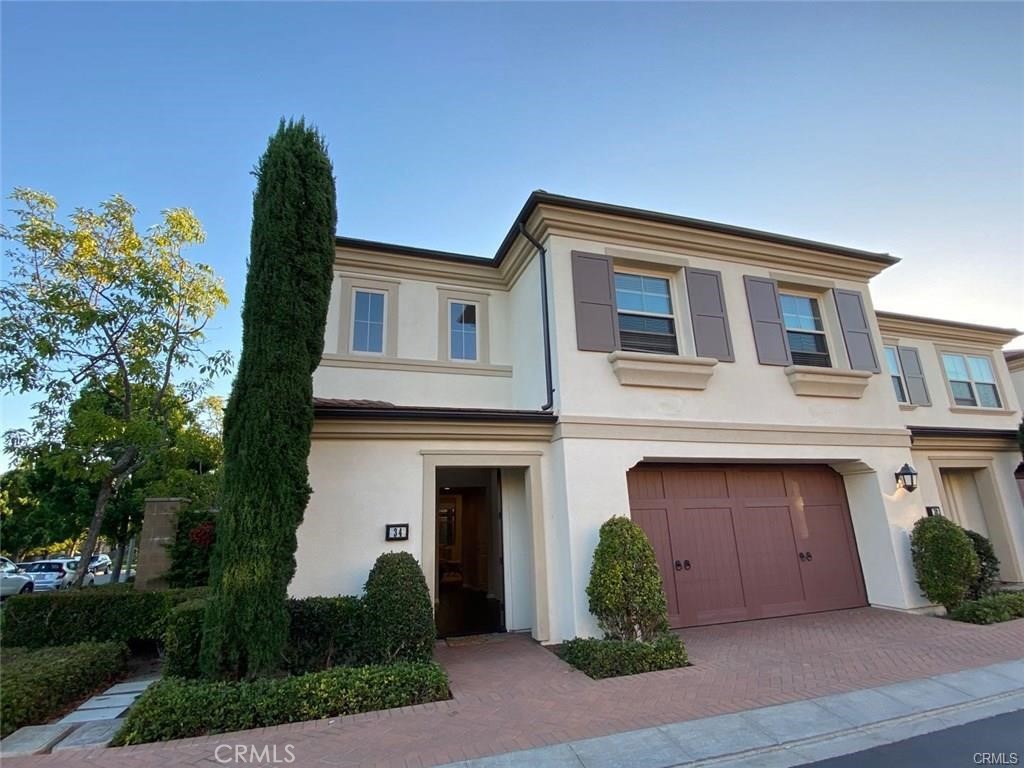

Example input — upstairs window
[352,289,385,354]
[943,353,1001,408]
[449,301,478,361]
[780,294,831,367]
[884,346,908,403]
[614,272,678,355]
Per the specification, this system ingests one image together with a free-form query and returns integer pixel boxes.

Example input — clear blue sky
[2,2,1023,463]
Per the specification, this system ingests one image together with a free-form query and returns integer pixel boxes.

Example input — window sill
[321,354,512,378]
[608,351,717,390]
[784,365,871,399]
[948,406,1017,416]
[899,403,918,411]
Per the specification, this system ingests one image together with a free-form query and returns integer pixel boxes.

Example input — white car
[0,556,34,599]
[20,559,95,591]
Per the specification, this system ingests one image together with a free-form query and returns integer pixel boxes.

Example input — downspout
[517,223,555,411]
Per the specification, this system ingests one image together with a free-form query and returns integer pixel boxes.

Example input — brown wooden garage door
[629,464,867,628]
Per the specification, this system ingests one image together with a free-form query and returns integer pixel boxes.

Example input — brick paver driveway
[7,608,1024,767]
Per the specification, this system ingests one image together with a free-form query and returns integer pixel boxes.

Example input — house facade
[293,191,1024,643]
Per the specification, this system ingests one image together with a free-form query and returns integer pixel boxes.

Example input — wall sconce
[895,463,918,493]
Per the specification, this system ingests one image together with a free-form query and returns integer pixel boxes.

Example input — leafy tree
[201,119,336,679]
[910,515,979,611]
[1,190,230,585]
[0,458,93,559]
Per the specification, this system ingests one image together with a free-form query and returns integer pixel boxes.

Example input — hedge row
[948,592,1024,625]
[165,596,364,678]
[560,634,688,679]
[0,586,207,648]
[0,642,128,738]
[111,661,450,745]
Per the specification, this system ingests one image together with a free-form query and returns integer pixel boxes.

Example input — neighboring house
[1005,348,1024,497]
[294,191,1024,643]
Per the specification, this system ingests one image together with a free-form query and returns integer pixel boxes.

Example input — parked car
[20,559,95,591]
[0,556,34,599]
[88,554,113,574]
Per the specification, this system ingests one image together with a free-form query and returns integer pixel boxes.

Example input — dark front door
[628,464,867,628]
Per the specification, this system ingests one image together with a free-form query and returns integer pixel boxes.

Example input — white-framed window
[779,293,831,367]
[614,272,678,355]
[884,346,908,403]
[942,353,1002,408]
[448,300,478,361]
[351,289,386,354]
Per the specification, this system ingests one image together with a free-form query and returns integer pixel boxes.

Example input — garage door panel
[629,506,680,622]
[785,467,844,501]
[733,503,807,618]
[663,469,730,500]
[728,468,788,499]
[796,503,867,611]
[668,505,748,625]
[627,470,666,501]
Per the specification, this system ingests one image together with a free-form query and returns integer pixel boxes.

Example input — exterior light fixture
[895,463,918,493]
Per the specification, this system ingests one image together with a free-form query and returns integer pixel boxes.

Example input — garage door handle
[799,552,806,561]
[799,551,813,562]
[675,559,691,571]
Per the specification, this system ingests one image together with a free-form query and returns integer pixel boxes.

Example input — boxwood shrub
[910,516,979,610]
[560,634,688,679]
[0,586,207,649]
[949,591,1024,625]
[165,595,364,678]
[111,661,450,745]
[361,552,435,663]
[964,530,1001,600]
[0,642,128,738]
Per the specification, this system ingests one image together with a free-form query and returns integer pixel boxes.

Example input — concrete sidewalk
[439,659,1024,768]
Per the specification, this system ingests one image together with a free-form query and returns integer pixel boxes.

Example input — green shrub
[0,586,207,649]
[0,642,128,738]
[166,507,217,588]
[910,516,979,610]
[964,530,1001,600]
[948,592,1024,625]
[284,595,363,673]
[166,596,364,679]
[361,553,434,664]
[587,517,668,641]
[112,661,449,745]
[560,635,687,679]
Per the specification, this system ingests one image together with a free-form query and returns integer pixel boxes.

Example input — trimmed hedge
[0,586,207,649]
[112,661,449,745]
[910,516,979,610]
[949,592,1024,625]
[165,596,364,678]
[361,553,435,664]
[1,642,128,738]
[587,517,668,642]
[964,530,1001,600]
[560,635,688,679]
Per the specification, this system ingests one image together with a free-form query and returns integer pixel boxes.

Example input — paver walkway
[5,608,1024,767]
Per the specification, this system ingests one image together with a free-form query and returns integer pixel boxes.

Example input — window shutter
[685,267,734,361]
[897,346,931,406]
[834,289,881,373]
[743,276,791,366]
[571,251,619,352]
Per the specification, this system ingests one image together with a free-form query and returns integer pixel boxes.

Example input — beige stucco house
[293,191,1024,642]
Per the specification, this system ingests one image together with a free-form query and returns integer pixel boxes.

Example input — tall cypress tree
[200,119,336,678]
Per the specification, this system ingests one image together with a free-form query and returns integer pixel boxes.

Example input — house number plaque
[385,523,409,541]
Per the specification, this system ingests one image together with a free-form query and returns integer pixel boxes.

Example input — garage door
[628,464,867,628]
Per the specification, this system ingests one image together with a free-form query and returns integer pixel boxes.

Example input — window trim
[338,276,399,357]
[884,345,909,404]
[938,349,1004,410]
[437,287,490,364]
[349,288,388,356]
[778,290,833,368]
[613,267,680,356]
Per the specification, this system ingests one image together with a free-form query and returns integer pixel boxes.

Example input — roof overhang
[877,311,1022,348]
[909,425,1021,453]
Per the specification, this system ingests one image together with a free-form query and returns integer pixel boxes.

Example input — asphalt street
[805,709,1024,768]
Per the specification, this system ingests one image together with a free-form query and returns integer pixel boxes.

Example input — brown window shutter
[685,267,734,361]
[571,251,620,352]
[834,289,880,373]
[743,276,791,366]
[897,346,931,405]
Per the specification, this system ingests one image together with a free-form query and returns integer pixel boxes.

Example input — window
[614,272,678,355]
[449,301,478,361]
[780,294,830,367]
[884,346,908,403]
[351,289,385,354]
[942,353,1002,408]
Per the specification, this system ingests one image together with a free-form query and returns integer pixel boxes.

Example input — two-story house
[293,191,1024,643]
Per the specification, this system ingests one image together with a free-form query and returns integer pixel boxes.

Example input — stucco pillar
[134,497,188,590]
